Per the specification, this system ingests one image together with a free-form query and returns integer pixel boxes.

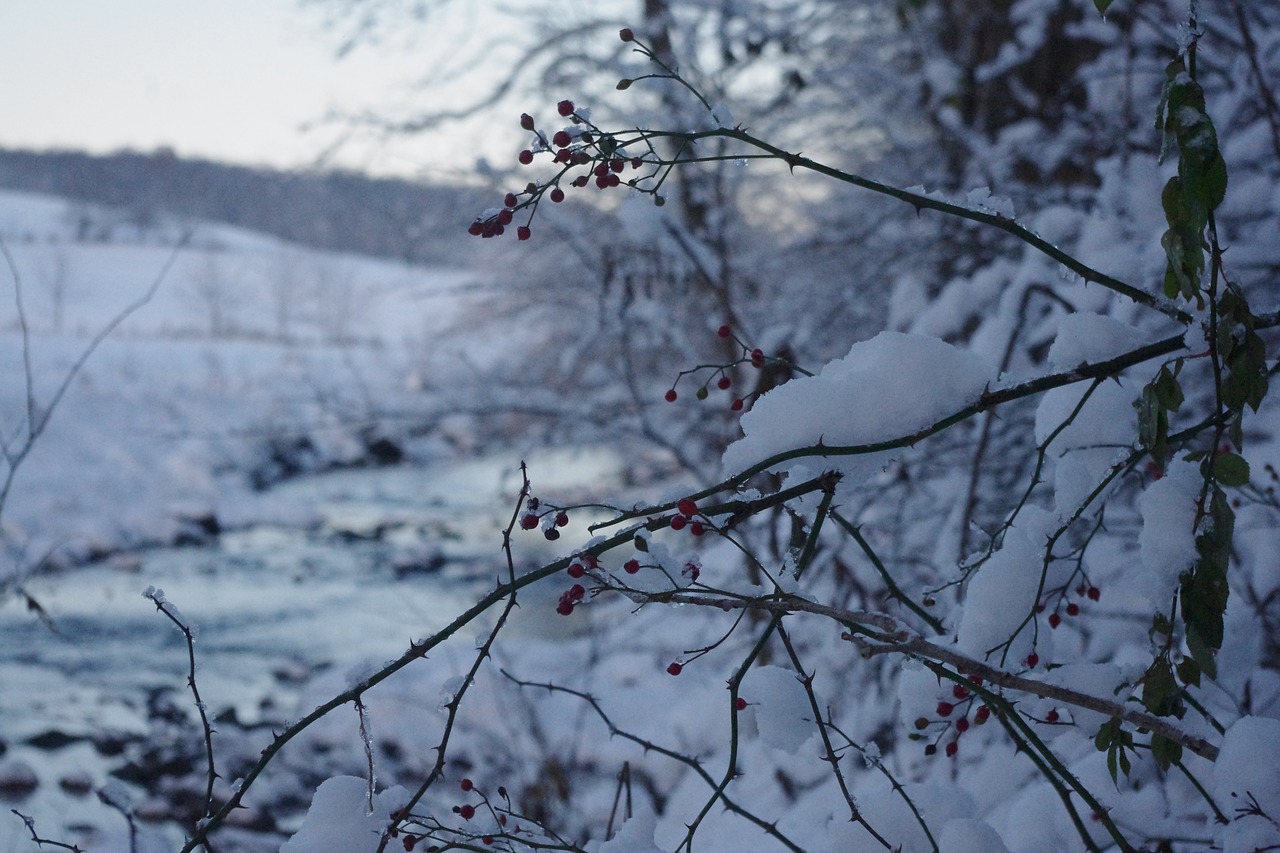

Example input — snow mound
[1137,459,1201,609]
[1047,313,1152,370]
[1213,716,1280,853]
[722,332,995,479]
[280,775,409,853]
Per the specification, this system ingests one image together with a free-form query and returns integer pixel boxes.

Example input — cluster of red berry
[663,325,766,411]
[913,675,993,758]
[468,90,655,241]
[393,778,514,849]
[669,496,712,536]
[556,553,599,615]
[1038,583,1101,629]
[518,496,570,540]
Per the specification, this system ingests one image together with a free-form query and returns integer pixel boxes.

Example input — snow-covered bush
[160,4,1280,851]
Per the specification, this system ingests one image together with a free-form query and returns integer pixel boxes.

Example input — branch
[653,591,1220,761]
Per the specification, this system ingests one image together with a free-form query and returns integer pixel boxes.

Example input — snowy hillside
[0,188,487,581]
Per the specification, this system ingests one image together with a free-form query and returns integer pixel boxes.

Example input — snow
[955,508,1054,664]
[1136,459,1201,609]
[722,331,995,480]
[748,664,815,752]
[593,811,662,853]
[1046,312,1151,370]
[1213,716,1280,852]
[279,775,409,853]
[0,188,484,583]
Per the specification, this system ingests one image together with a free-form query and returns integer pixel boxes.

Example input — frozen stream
[0,448,623,851]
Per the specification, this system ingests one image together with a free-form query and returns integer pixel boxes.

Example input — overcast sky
[0,1,496,177]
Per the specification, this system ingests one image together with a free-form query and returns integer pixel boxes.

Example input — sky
[0,1,500,178]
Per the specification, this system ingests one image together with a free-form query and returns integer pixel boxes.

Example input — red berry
[403,835,418,851]
[619,27,635,42]
[631,157,643,169]
[1048,613,1061,629]
[504,193,518,208]
[689,522,706,536]
[669,514,687,531]
[624,559,641,574]
[552,130,571,148]
[550,187,565,203]
[968,674,983,687]
[544,528,560,541]
[682,562,700,582]
[975,705,991,724]
[460,778,474,791]
[567,562,585,579]
[518,150,534,165]
[557,99,575,117]
[459,804,476,820]
[555,512,569,527]
[731,398,744,412]
[1087,586,1101,601]
[1045,709,1060,723]
[717,376,732,390]
[955,717,970,733]
[520,513,538,530]
[717,324,731,338]
[497,208,513,225]
[483,838,494,847]
[952,685,969,700]
[936,701,954,717]
[667,662,682,676]
[1066,602,1080,617]
[945,740,958,757]
[516,226,531,241]
[664,389,678,403]
[520,113,535,130]
[569,583,585,601]
[677,498,698,517]
[736,697,748,711]
[1025,653,1040,668]
[1076,584,1087,596]
[556,597,574,615]
[751,348,765,366]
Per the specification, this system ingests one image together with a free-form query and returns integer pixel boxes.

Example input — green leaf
[1141,657,1182,717]
[1154,366,1184,411]
[1213,452,1250,487]
[1094,718,1134,785]
[1150,733,1183,772]
[1185,623,1218,680]
[1093,0,1114,14]
[1176,657,1201,688]
[1182,488,1234,668]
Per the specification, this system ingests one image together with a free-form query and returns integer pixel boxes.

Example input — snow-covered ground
[0,188,488,581]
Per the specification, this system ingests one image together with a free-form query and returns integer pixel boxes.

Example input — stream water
[0,448,623,851]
